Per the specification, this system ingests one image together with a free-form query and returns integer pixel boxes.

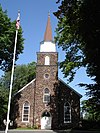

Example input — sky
[0,0,93,101]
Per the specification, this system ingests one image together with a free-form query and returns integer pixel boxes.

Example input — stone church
[13,14,82,130]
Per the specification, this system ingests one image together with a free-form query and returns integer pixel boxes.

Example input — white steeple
[40,13,56,52]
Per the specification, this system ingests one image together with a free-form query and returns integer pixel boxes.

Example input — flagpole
[5,29,18,133]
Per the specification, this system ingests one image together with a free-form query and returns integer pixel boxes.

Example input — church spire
[44,12,52,41]
[40,13,56,52]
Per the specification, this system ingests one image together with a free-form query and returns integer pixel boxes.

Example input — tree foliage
[2,62,36,94]
[0,5,24,71]
[81,100,100,121]
[0,62,36,128]
[54,0,100,120]
[0,82,9,128]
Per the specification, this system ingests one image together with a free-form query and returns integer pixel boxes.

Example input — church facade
[13,15,82,130]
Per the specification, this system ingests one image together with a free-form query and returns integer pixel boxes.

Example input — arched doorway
[41,111,51,129]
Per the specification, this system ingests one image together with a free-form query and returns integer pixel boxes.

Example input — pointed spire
[44,12,53,41]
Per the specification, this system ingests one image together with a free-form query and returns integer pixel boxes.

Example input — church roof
[15,78,82,98]
[14,79,36,95]
[44,13,52,41]
[58,78,82,98]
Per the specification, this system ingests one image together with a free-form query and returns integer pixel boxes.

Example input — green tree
[0,62,36,128]
[81,100,100,121]
[2,62,36,94]
[54,0,100,120]
[0,81,8,129]
[0,5,24,72]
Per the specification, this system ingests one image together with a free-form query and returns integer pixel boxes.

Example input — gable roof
[14,77,82,98]
[58,78,82,98]
[14,78,36,95]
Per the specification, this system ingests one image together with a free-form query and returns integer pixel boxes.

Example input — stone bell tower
[34,14,59,129]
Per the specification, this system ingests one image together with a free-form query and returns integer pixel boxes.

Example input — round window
[44,73,50,79]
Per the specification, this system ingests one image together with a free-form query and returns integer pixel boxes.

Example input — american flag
[16,11,20,30]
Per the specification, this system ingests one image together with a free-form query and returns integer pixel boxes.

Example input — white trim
[15,79,36,95]
[22,101,30,123]
[41,111,52,129]
[44,73,50,79]
[43,88,50,103]
[45,56,50,65]
[64,102,71,123]
[58,78,82,98]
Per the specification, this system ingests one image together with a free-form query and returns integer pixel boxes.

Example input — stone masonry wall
[15,80,36,128]
[14,51,81,129]
[34,52,59,129]
[58,80,81,129]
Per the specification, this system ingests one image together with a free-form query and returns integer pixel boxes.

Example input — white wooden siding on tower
[40,41,56,52]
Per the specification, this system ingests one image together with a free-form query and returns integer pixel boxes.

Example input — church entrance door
[41,111,51,129]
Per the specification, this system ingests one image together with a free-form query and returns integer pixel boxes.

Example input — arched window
[64,102,71,123]
[45,56,50,65]
[22,101,30,122]
[41,111,51,117]
[43,88,50,103]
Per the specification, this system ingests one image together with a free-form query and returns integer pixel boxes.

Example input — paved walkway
[0,130,100,133]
